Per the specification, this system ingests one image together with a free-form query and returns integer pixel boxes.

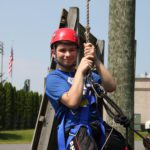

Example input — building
[134,76,150,129]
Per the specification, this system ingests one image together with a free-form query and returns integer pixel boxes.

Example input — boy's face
[52,43,78,70]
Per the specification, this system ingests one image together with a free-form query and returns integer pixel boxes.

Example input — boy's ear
[51,49,56,58]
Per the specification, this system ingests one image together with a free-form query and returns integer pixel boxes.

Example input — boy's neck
[58,65,76,72]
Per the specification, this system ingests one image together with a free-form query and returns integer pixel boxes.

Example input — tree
[4,83,15,129]
[0,83,6,129]
[31,92,38,128]
[108,0,136,148]
[25,92,33,128]
[0,82,42,130]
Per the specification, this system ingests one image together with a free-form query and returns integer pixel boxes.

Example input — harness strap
[66,123,92,149]
[58,115,105,149]
[58,115,66,150]
[99,118,105,148]
[58,114,93,150]
[57,95,105,149]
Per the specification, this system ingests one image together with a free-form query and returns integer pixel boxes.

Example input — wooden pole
[108,0,136,148]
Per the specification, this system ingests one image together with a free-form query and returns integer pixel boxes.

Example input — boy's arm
[60,55,93,109]
[95,59,116,92]
[84,42,116,92]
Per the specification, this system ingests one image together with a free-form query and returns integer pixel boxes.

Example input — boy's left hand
[84,43,96,61]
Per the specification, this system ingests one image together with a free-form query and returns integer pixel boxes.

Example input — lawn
[134,131,148,141]
[0,129,148,144]
[0,129,34,144]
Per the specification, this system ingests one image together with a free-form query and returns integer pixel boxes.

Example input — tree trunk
[108,0,136,148]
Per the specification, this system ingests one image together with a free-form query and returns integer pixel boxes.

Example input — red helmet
[50,28,79,48]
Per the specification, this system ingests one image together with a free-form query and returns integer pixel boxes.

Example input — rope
[90,78,150,146]
[84,0,94,89]
[101,127,114,150]
[85,0,91,43]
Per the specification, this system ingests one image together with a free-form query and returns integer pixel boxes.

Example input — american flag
[8,48,14,77]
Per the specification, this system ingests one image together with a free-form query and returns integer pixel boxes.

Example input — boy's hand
[84,43,99,67]
[84,43,95,60]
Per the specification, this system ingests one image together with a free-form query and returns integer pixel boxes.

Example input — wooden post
[108,0,136,148]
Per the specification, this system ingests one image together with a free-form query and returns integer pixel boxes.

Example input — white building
[134,76,150,128]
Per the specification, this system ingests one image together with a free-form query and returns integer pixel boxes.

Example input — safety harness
[56,92,105,150]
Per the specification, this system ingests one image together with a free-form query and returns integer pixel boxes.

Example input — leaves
[0,82,42,130]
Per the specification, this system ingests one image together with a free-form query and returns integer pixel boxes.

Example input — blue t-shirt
[46,69,102,130]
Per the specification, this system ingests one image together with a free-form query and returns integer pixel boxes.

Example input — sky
[0,0,150,94]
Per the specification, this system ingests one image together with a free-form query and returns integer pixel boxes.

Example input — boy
[46,28,116,150]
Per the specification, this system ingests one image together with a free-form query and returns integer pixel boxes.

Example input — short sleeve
[92,72,102,84]
[46,73,70,102]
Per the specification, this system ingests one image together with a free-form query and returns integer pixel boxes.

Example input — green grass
[134,131,148,141]
[0,129,34,144]
[0,129,147,143]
